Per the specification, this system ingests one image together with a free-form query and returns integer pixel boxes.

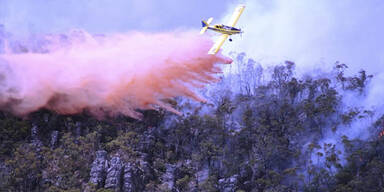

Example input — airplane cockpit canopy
[222,25,240,31]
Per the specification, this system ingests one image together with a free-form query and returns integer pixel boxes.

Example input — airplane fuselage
[207,24,242,35]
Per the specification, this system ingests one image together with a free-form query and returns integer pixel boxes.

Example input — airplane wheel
[229,38,233,42]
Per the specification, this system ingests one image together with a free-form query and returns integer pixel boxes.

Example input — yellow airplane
[200,4,245,55]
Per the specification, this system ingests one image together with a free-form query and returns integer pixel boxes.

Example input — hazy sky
[0,0,238,35]
[1,0,383,74]
[223,0,384,74]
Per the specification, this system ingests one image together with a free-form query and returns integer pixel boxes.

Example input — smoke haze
[223,0,384,74]
[218,0,384,140]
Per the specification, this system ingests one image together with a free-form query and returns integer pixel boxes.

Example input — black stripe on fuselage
[208,27,241,35]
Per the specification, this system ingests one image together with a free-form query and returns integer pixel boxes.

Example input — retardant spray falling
[0,30,232,118]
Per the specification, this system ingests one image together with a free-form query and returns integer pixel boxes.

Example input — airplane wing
[208,34,229,55]
[227,4,245,27]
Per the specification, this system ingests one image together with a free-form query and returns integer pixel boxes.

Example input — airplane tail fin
[200,17,213,34]
[201,20,208,27]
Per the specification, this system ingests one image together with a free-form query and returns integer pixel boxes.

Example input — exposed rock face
[122,163,135,192]
[75,122,81,137]
[50,130,59,148]
[218,175,239,192]
[139,159,154,184]
[105,156,123,190]
[89,150,108,188]
[31,124,43,153]
[196,168,209,185]
[140,128,156,152]
[88,152,150,191]
[123,162,145,192]
[160,164,176,190]
[31,124,39,140]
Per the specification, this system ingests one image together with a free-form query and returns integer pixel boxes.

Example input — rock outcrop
[88,152,152,192]
[105,155,123,190]
[160,163,176,190]
[122,162,146,192]
[122,163,135,192]
[89,150,108,188]
[50,130,59,148]
[30,124,43,154]
[218,175,239,192]
[196,168,209,185]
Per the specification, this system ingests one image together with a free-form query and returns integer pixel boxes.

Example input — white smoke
[221,0,384,74]
[220,0,384,131]
[214,0,384,166]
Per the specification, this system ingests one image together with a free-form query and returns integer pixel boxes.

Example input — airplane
[200,4,245,55]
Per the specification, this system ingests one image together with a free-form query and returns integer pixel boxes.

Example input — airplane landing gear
[229,38,233,42]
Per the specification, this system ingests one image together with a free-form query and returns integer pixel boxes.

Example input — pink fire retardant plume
[0,30,232,118]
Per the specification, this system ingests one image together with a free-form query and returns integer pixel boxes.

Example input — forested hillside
[1,54,384,192]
